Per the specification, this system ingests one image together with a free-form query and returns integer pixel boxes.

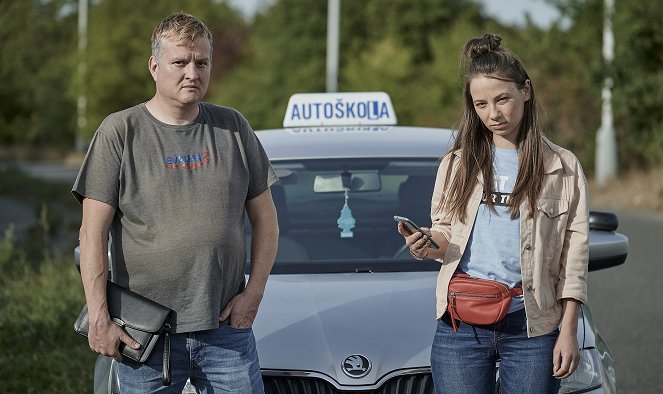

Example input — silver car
[252,125,626,394]
[82,93,628,394]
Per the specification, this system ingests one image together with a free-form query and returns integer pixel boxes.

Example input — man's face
[149,36,211,107]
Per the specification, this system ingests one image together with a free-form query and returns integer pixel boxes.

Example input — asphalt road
[0,196,36,238]
[12,160,81,184]
[0,161,80,242]
[586,209,663,393]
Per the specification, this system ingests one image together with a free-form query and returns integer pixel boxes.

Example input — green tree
[497,4,604,168]
[215,0,482,130]
[340,0,484,127]
[214,0,329,129]
[612,0,663,168]
[540,0,663,170]
[342,8,487,128]
[0,0,77,150]
[83,0,245,141]
[341,0,477,64]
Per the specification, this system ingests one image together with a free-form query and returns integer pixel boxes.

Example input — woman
[398,34,589,393]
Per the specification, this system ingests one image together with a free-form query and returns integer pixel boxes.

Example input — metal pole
[596,0,617,186]
[326,0,340,92]
[76,0,88,153]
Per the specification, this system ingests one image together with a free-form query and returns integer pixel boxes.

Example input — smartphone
[393,215,440,249]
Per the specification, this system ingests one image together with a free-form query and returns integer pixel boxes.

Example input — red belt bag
[447,273,523,332]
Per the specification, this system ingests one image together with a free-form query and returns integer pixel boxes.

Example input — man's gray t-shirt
[73,102,277,333]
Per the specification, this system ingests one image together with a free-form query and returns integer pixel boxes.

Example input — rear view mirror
[313,172,381,193]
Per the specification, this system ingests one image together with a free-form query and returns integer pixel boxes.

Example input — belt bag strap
[447,274,522,332]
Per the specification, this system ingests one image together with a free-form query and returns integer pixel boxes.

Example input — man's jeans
[116,324,264,393]
[431,308,561,394]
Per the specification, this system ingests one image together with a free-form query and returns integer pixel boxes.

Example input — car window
[246,158,442,274]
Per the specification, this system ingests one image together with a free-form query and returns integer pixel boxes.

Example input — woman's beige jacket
[430,140,589,337]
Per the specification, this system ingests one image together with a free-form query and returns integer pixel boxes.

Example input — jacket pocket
[537,198,568,219]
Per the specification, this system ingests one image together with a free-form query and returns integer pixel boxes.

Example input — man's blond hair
[151,12,213,60]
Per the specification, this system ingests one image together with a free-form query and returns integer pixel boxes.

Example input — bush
[0,227,28,280]
[0,245,96,392]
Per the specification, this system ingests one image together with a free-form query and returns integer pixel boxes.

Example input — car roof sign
[283,92,397,127]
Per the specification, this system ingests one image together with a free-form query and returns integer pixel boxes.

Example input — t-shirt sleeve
[235,112,278,200]
[71,119,123,207]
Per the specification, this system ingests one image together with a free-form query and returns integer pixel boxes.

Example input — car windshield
[246,158,442,274]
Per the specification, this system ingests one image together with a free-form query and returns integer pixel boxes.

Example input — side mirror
[588,211,628,272]
[589,211,618,231]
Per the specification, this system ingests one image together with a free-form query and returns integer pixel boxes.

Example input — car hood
[252,271,438,387]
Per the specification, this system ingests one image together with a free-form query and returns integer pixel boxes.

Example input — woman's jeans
[431,308,561,394]
[115,324,264,393]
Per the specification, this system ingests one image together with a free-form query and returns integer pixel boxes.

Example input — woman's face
[469,75,531,149]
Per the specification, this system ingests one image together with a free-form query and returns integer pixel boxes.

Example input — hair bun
[464,33,502,61]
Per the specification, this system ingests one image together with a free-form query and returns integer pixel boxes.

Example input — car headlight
[559,347,610,393]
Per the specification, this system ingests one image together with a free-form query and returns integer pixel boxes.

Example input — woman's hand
[553,299,582,379]
[397,222,431,259]
[552,329,580,379]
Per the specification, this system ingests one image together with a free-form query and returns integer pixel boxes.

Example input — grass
[0,168,94,393]
[0,255,97,393]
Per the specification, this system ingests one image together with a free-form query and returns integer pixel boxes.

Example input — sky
[225,0,562,28]
[481,0,562,27]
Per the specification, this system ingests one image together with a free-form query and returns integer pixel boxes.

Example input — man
[73,12,278,393]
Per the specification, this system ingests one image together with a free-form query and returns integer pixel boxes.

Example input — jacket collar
[542,140,563,174]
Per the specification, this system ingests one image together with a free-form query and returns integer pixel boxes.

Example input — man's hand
[219,289,263,329]
[88,314,140,362]
[224,188,276,329]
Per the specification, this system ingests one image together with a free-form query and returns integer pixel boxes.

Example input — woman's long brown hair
[439,34,545,222]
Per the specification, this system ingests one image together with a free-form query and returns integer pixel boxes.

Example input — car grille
[263,373,434,394]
